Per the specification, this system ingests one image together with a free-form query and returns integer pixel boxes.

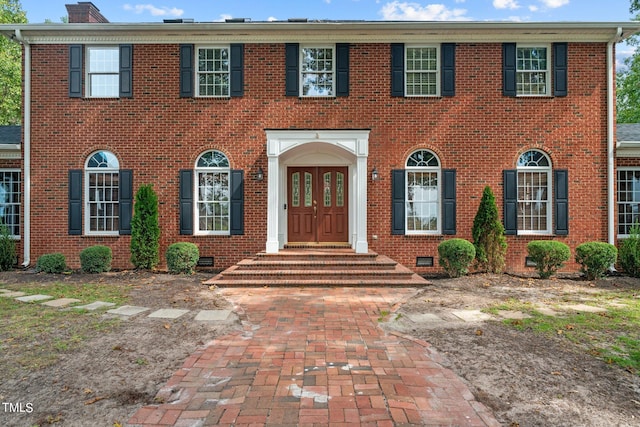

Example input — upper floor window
[195,150,230,234]
[69,44,132,98]
[301,46,335,97]
[86,46,119,97]
[85,151,120,235]
[516,45,549,96]
[406,150,441,234]
[0,170,21,238]
[197,47,230,97]
[405,46,439,96]
[516,149,552,234]
[617,168,640,236]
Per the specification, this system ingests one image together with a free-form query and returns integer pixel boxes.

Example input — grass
[488,291,640,374]
[0,281,131,372]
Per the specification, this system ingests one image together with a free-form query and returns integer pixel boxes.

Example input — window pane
[516,47,548,96]
[87,171,119,233]
[197,170,230,232]
[0,171,21,236]
[197,47,230,97]
[405,47,438,96]
[89,74,119,97]
[406,171,438,232]
[618,170,640,235]
[88,47,119,73]
[301,47,334,97]
[517,171,549,232]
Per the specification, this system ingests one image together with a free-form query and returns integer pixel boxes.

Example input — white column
[354,153,368,254]
[265,155,280,253]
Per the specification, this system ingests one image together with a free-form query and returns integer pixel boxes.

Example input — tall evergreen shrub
[0,224,16,271]
[620,222,640,277]
[472,186,507,273]
[130,184,160,269]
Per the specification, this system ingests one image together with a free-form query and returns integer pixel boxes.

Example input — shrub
[438,238,476,278]
[130,184,160,269]
[619,222,640,278]
[0,224,15,271]
[36,253,67,273]
[166,242,199,274]
[575,242,617,280]
[472,186,507,273]
[80,245,112,273]
[526,240,570,279]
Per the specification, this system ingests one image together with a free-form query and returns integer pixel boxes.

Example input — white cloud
[123,4,184,17]
[379,2,471,20]
[539,0,569,8]
[493,0,519,10]
[529,5,539,12]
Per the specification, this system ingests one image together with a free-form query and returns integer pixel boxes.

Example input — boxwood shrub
[619,222,640,277]
[438,238,476,278]
[575,242,617,280]
[526,240,570,279]
[166,242,199,274]
[80,245,112,273]
[35,253,67,274]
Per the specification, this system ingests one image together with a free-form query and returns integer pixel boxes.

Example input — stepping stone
[560,304,607,313]
[148,308,189,319]
[74,301,116,311]
[16,294,54,303]
[0,288,11,293]
[497,310,531,320]
[406,313,445,323]
[42,298,81,308]
[535,305,561,316]
[107,305,150,316]
[194,309,231,321]
[0,291,26,298]
[451,309,493,322]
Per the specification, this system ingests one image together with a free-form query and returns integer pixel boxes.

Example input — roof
[1,21,639,44]
[0,126,20,145]
[617,124,640,142]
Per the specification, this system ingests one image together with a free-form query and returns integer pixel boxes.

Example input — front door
[287,167,348,243]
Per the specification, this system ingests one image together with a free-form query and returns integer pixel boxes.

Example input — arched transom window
[85,151,120,235]
[406,149,441,234]
[517,149,551,233]
[195,150,230,234]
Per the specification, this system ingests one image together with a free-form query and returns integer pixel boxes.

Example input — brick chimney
[65,2,109,23]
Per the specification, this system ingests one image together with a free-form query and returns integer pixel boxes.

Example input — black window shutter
[391,170,405,235]
[442,169,456,235]
[179,169,193,235]
[285,43,299,96]
[118,169,133,235]
[441,43,456,97]
[503,43,517,97]
[179,44,194,98]
[68,170,82,235]
[69,45,83,98]
[230,43,244,97]
[119,44,133,98]
[553,42,568,97]
[390,43,405,97]
[230,170,244,235]
[554,169,569,235]
[503,170,518,235]
[336,43,350,97]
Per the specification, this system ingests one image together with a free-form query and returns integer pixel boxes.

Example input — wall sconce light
[371,167,379,181]
[255,167,264,181]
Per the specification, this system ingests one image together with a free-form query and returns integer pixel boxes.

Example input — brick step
[204,274,429,288]
[236,258,398,270]
[255,251,379,262]
[214,267,415,281]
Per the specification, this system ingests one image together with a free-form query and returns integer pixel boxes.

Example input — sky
[18,0,640,59]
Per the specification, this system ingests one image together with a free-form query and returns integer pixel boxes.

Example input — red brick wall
[26,42,610,273]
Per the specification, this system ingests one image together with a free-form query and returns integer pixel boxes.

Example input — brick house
[1,2,639,273]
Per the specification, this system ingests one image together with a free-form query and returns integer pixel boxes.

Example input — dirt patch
[0,269,639,426]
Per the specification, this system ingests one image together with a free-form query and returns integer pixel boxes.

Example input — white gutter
[14,29,30,267]
[608,27,623,247]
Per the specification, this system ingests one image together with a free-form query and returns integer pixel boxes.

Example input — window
[195,150,230,234]
[301,46,335,97]
[516,150,551,234]
[197,47,230,97]
[86,46,119,97]
[405,46,439,96]
[618,169,640,236]
[406,150,440,234]
[85,151,120,235]
[516,45,549,96]
[0,170,20,237]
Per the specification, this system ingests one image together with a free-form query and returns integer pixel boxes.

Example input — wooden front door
[287,167,348,243]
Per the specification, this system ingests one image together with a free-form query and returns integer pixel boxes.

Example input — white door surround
[265,129,370,254]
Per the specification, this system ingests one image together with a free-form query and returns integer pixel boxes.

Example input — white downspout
[608,28,622,247]
[14,29,30,267]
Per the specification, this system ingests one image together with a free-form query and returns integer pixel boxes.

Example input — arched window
[517,149,551,234]
[195,150,230,234]
[405,150,440,234]
[85,151,120,235]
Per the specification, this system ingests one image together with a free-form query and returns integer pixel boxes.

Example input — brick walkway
[128,287,499,426]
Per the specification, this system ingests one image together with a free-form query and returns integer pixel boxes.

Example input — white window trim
[405,44,441,97]
[405,150,441,235]
[616,167,640,238]
[516,44,551,97]
[0,169,21,239]
[85,46,119,98]
[195,45,231,98]
[299,44,336,98]
[84,151,120,236]
[194,151,231,236]
[517,150,552,235]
